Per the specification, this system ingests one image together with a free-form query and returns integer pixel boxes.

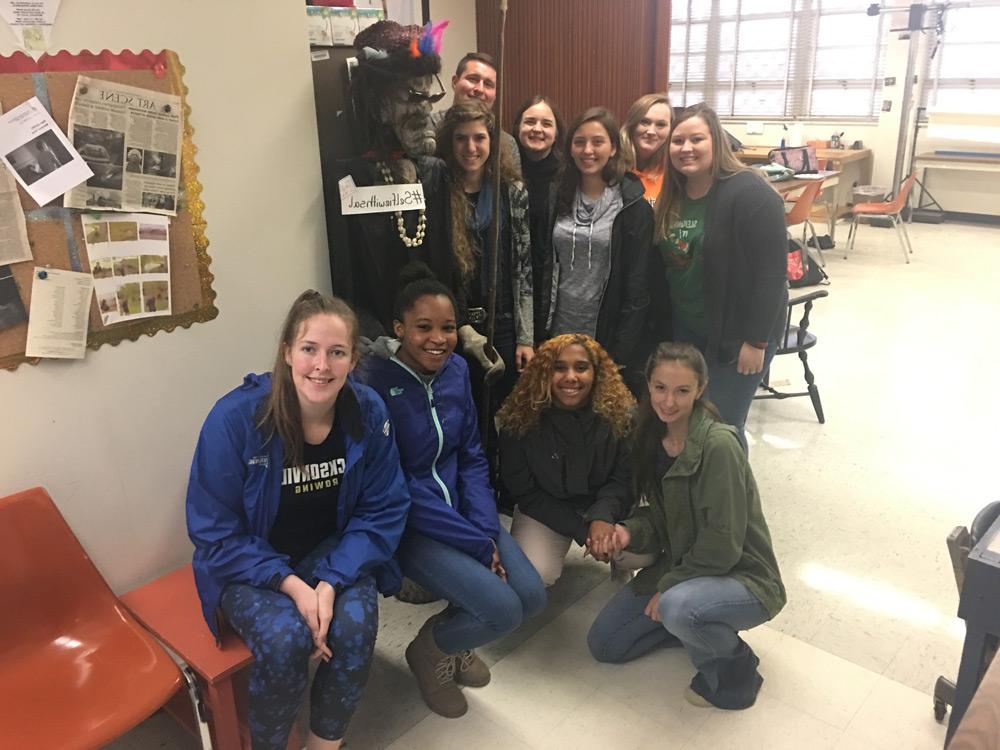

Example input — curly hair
[496,333,635,438]
[435,102,520,281]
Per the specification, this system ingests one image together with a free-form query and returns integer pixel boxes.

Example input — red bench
[121,564,301,750]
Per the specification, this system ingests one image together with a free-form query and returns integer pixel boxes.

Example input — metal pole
[480,0,507,443]
[891,8,922,193]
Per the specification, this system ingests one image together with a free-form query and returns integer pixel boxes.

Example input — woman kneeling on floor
[186,291,410,750]
[587,342,785,710]
[495,333,636,586]
[360,263,546,718]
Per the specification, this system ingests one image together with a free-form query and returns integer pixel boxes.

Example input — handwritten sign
[339,175,425,215]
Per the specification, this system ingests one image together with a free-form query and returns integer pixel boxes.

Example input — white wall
[0,1,328,592]
[429,0,478,111]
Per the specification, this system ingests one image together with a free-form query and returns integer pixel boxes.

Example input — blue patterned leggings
[220,572,378,749]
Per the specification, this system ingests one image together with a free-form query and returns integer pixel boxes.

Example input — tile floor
[112,216,1000,749]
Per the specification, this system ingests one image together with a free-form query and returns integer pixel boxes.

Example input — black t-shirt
[269,418,346,567]
[657,445,678,476]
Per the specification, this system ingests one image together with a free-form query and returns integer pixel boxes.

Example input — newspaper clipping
[0,105,33,266]
[64,76,182,216]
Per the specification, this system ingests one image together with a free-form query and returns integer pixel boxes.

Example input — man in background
[432,52,521,175]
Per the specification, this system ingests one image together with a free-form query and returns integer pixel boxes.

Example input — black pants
[464,315,517,508]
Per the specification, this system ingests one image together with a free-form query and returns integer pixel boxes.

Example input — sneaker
[405,616,468,718]
[454,649,491,688]
[684,686,713,708]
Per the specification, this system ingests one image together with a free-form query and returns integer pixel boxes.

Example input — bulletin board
[0,49,215,371]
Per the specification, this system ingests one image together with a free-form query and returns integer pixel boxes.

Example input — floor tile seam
[768,628,903,679]
[473,678,602,748]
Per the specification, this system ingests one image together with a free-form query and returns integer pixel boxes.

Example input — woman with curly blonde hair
[496,334,636,586]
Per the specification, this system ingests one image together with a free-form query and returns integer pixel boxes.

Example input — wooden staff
[480,0,508,443]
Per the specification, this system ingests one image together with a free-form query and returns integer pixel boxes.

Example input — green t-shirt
[662,195,708,336]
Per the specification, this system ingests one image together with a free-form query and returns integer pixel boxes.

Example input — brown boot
[405,617,467,718]
[454,649,491,688]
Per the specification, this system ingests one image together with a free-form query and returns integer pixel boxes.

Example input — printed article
[0,105,33,265]
[0,96,92,207]
[65,76,182,216]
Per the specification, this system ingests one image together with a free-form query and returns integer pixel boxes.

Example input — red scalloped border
[0,49,169,75]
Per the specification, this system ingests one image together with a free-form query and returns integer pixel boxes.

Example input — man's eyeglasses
[406,75,446,104]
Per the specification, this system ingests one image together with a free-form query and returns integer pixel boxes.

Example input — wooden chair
[755,290,829,423]
[784,178,827,266]
[845,172,917,263]
[0,487,209,750]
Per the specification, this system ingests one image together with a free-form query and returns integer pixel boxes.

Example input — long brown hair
[495,333,635,438]
[257,290,360,468]
[632,342,722,502]
[435,101,519,281]
[619,93,672,172]
[556,107,626,217]
[653,102,752,246]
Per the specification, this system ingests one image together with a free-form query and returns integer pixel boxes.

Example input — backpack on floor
[787,237,830,288]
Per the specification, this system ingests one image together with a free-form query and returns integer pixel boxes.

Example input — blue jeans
[399,527,546,653]
[673,319,777,453]
[219,536,378,749]
[588,576,769,709]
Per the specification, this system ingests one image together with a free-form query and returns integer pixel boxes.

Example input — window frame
[669,0,888,122]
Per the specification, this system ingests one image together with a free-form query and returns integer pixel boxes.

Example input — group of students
[434,54,788,454]
[186,64,791,750]
[187,282,786,748]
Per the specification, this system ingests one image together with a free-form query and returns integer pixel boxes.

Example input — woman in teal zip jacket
[186,291,409,750]
[358,262,545,720]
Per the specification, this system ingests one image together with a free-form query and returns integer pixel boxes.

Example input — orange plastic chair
[845,172,917,263]
[0,487,208,750]
[784,178,827,266]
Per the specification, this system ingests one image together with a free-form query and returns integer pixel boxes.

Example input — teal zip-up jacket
[624,405,786,618]
[358,348,501,567]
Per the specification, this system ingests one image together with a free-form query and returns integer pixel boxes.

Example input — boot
[454,649,491,688]
[405,616,467,718]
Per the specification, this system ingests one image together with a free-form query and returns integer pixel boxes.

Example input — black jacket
[327,156,458,339]
[498,408,633,545]
[541,172,655,379]
[694,170,789,364]
[520,149,561,342]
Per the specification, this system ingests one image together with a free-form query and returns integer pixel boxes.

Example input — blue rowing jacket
[185,372,410,637]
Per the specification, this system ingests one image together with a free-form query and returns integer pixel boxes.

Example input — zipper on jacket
[390,357,454,507]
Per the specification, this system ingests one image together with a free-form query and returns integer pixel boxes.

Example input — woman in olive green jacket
[587,342,785,710]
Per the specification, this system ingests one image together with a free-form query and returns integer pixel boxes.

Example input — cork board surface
[0,50,215,370]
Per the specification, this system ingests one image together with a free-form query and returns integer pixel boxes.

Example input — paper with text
[25,267,93,359]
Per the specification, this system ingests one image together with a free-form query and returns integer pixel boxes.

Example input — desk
[913,152,1000,213]
[773,172,841,241]
[738,147,873,219]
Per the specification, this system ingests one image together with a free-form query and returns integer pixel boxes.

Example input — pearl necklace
[377,161,426,248]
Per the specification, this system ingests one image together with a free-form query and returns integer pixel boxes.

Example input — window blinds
[670,0,887,119]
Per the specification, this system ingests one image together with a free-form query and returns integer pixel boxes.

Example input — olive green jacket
[623,406,786,618]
